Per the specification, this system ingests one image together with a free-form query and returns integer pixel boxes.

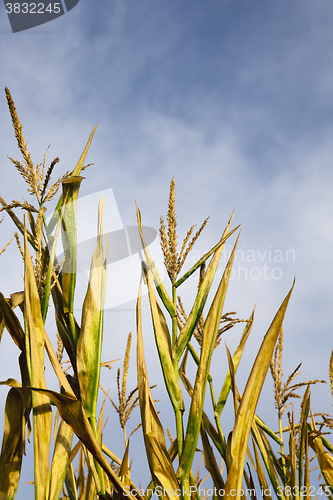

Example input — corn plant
[1,88,333,500]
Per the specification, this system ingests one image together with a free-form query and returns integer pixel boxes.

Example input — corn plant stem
[279,409,287,485]
[172,285,177,347]
[123,426,127,447]
[189,471,202,500]
[172,281,185,460]
[89,416,106,498]
[181,476,191,500]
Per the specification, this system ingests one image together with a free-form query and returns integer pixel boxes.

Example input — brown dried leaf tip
[160,177,209,280]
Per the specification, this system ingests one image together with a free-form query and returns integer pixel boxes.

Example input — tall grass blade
[61,176,84,346]
[252,437,272,500]
[178,235,239,481]
[143,263,184,412]
[24,226,52,500]
[77,198,107,419]
[173,229,239,363]
[174,225,239,289]
[136,281,180,499]
[298,394,310,489]
[223,281,294,499]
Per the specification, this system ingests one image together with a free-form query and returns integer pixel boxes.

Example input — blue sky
[1,0,333,495]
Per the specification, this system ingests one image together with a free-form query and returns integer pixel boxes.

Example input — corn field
[1,88,333,500]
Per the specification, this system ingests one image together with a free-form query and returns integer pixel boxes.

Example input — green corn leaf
[136,204,176,317]
[172,228,239,363]
[77,198,107,420]
[143,262,184,412]
[136,281,180,499]
[61,176,84,346]
[215,310,254,417]
[178,235,239,481]
[24,225,52,500]
[223,281,294,500]
[0,388,24,500]
[47,125,97,236]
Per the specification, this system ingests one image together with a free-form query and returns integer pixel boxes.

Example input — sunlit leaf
[223,282,293,499]
[136,281,180,499]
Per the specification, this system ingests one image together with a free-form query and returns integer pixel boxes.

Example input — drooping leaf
[0,388,24,500]
[252,437,272,500]
[61,176,84,345]
[29,388,141,500]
